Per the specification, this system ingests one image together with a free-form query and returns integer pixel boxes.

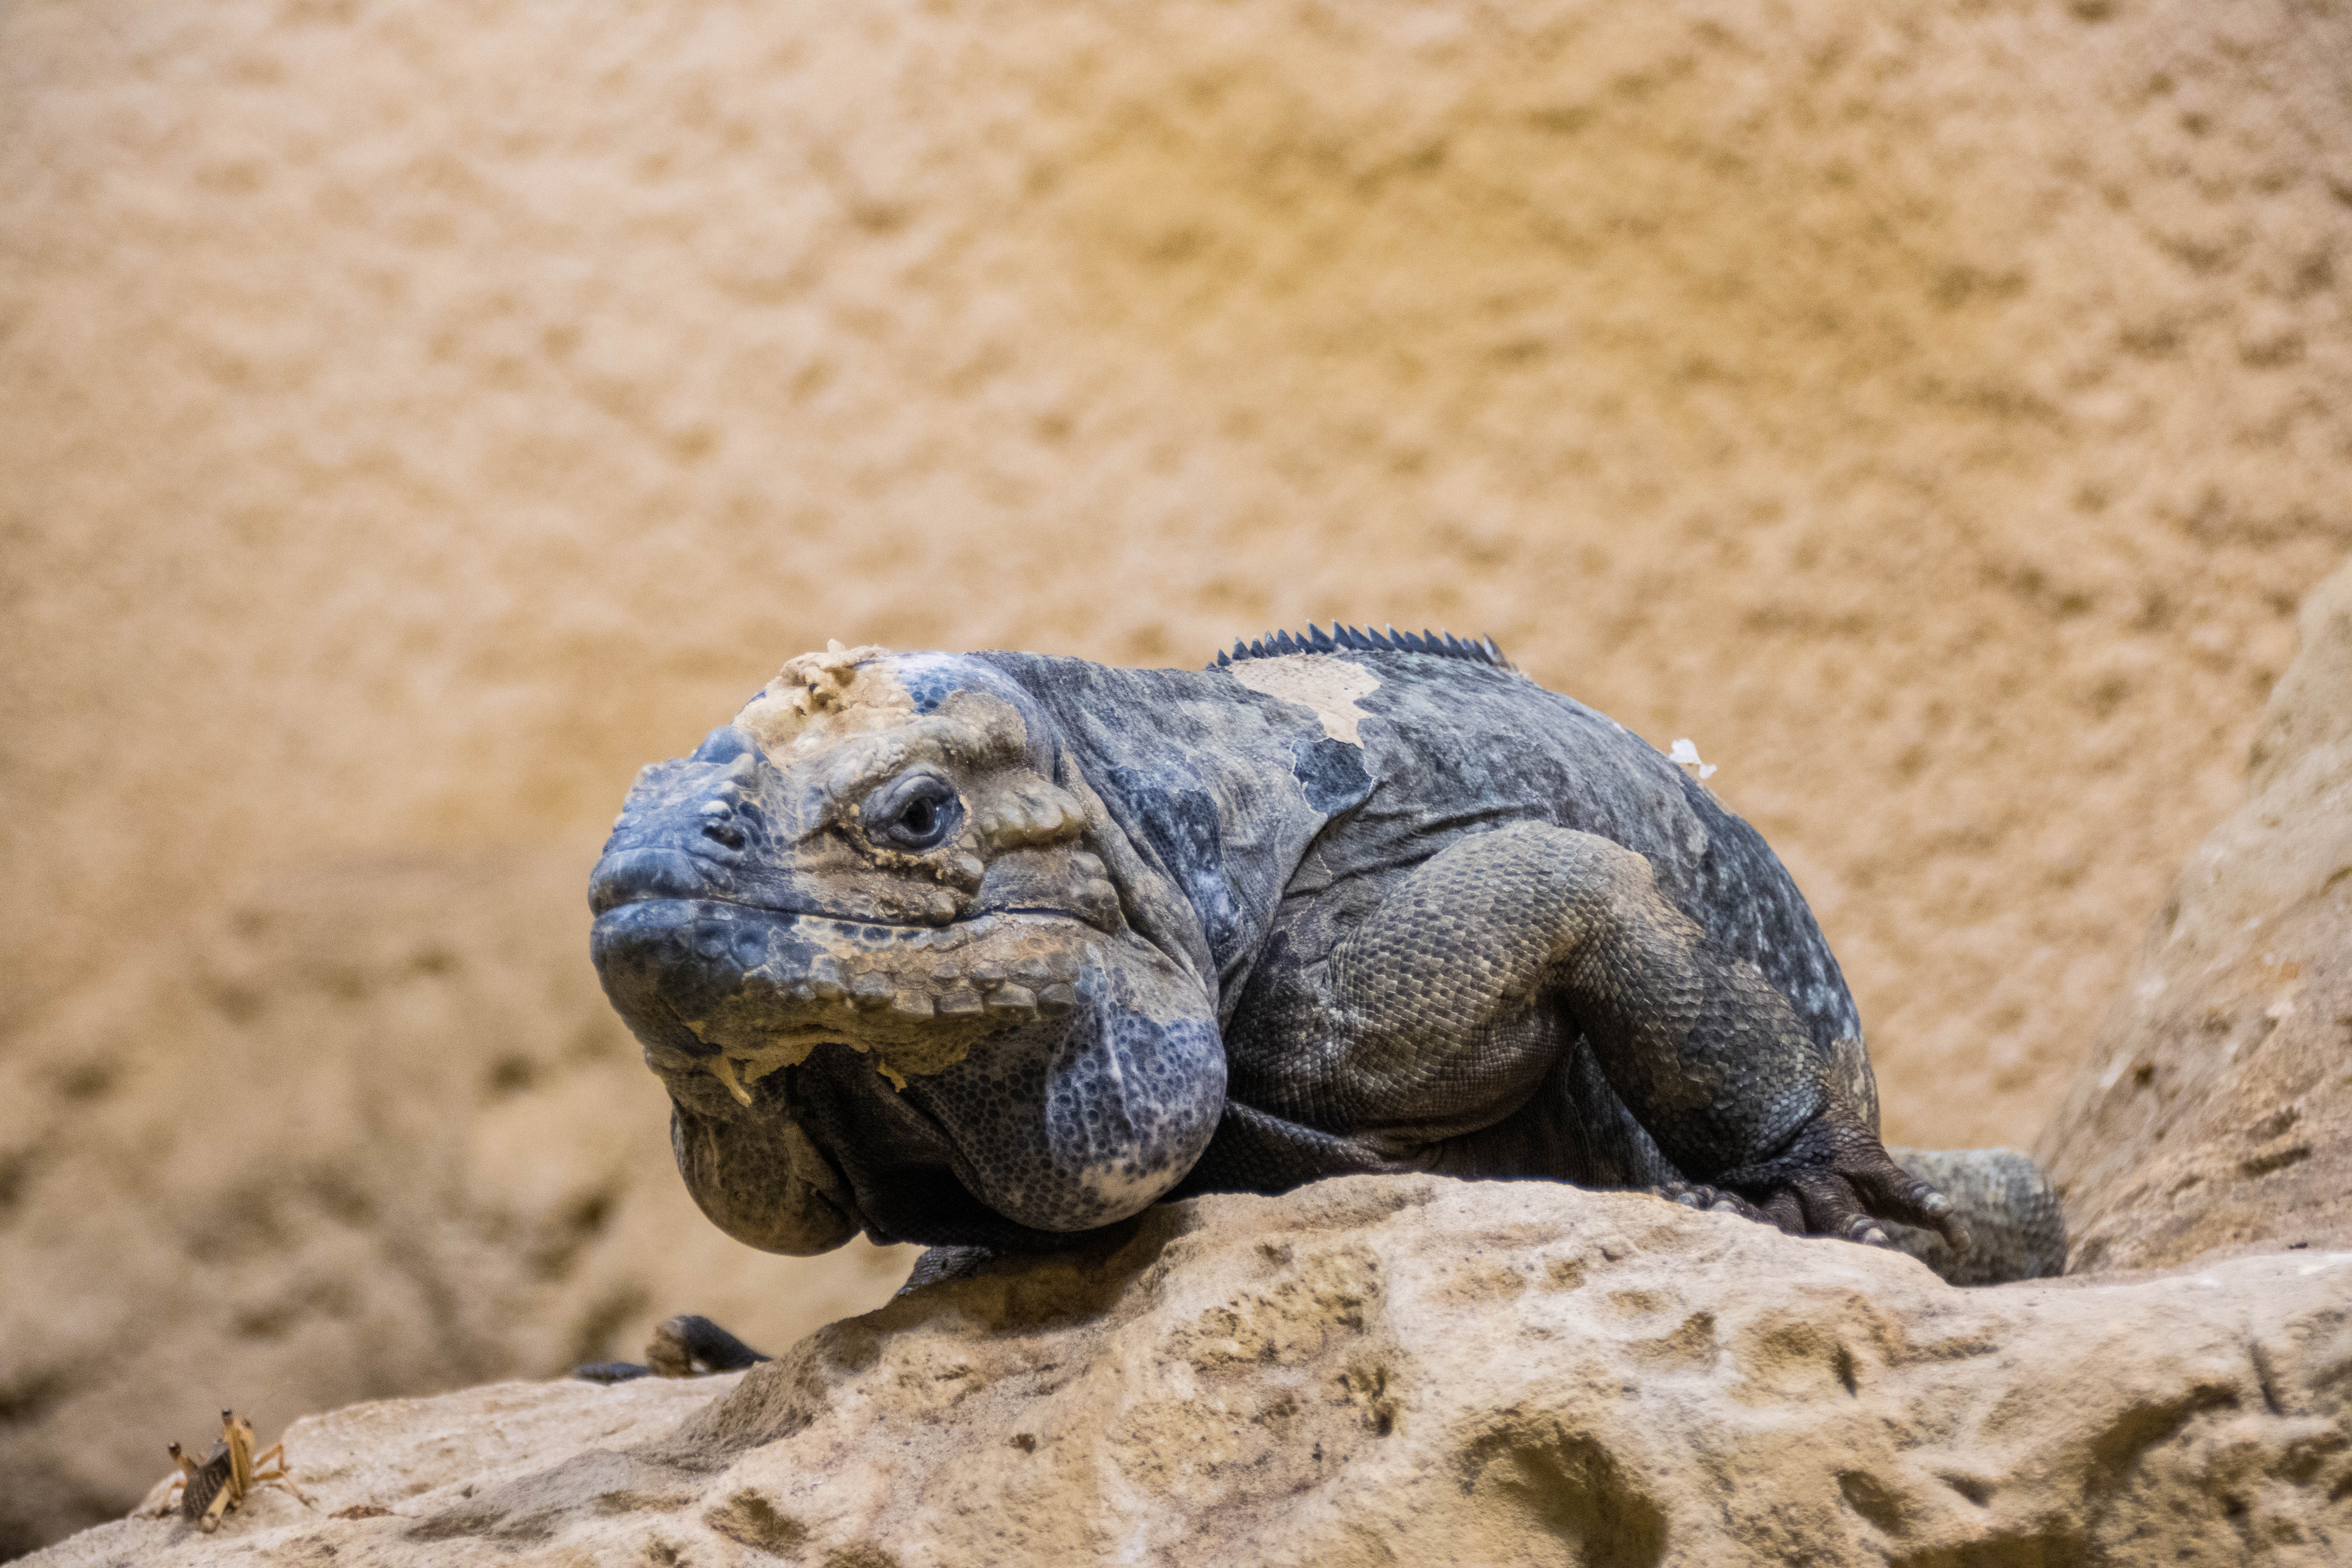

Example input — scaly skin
[587,630,2064,1284]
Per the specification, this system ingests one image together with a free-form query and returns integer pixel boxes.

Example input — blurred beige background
[2,0,2348,1552]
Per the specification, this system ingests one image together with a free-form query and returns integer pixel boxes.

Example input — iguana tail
[1885,1146,2066,1284]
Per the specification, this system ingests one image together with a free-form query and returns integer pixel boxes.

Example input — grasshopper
[163,1410,308,1531]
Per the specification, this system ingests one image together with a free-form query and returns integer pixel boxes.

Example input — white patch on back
[1226,654,1382,745]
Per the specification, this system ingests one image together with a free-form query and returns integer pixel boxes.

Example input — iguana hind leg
[1325,821,1954,1247]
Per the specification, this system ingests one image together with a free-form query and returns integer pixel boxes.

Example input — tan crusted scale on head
[738,640,913,759]
[972,780,1088,850]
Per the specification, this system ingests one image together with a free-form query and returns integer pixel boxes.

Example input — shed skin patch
[739,640,915,760]
[1226,654,1382,745]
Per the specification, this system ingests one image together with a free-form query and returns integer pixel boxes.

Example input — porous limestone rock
[32,1177,2352,1567]
[2040,560,2352,1271]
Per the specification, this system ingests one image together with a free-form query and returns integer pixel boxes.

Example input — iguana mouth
[588,846,943,929]
[591,896,1086,1099]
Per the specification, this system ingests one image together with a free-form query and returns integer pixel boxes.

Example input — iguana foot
[899,1244,997,1295]
[646,1313,771,1377]
[1714,1118,1959,1251]
[572,1313,771,1383]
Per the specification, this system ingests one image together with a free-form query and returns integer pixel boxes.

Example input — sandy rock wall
[34,1178,2352,1568]
[9,0,2352,1143]
[2040,559,2352,1269]
[6,0,2352,1553]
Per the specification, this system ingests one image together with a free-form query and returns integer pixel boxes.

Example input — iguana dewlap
[589,629,2063,1283]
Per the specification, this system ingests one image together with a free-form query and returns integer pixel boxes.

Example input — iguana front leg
[1327,821,1954,1246]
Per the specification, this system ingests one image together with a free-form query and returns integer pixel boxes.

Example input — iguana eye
[863,771,962,852]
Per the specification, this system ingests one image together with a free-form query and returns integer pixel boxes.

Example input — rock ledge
[33,1176,2352,1567]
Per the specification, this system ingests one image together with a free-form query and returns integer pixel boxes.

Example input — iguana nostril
[696,797,747,848]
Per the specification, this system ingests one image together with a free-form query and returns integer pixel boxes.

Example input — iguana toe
[1835,1141,1966,1246]
[1656,1180,1768,1224]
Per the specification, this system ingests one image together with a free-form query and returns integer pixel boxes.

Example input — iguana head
[589,643,1222,1253]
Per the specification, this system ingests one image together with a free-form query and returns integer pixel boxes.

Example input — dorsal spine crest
[1211,623,1515,673]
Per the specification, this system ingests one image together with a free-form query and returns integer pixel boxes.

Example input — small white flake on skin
[1669,738,1718,779]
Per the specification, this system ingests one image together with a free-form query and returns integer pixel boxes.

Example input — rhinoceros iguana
[586,629,2063,1300]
